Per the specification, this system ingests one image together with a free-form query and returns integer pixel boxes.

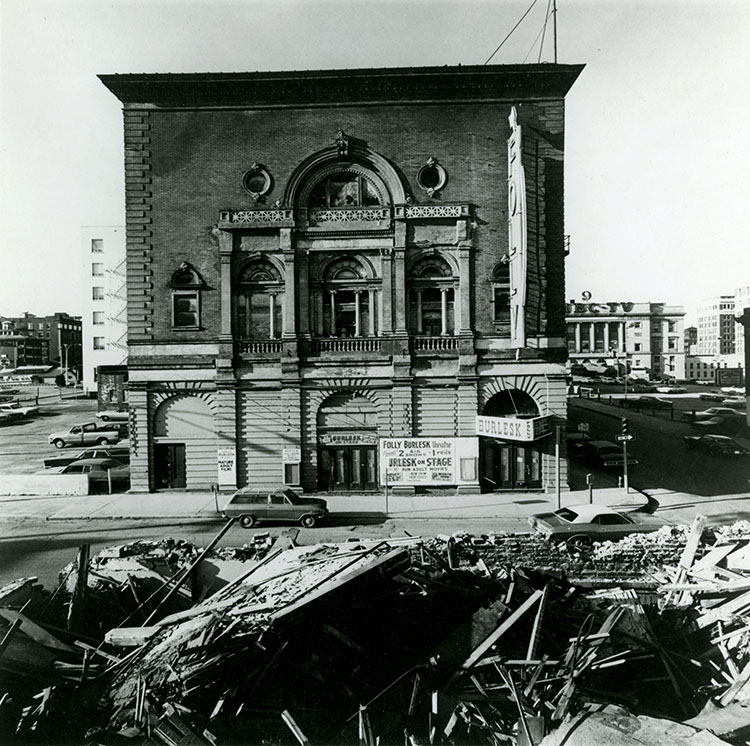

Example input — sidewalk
[0,485,649,522]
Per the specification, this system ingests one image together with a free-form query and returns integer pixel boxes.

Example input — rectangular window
[93,337,105,350]
[172,291,199,328]
[93,311,104,325]
[91,239,104,253]
[92,287,105,300]
[493,287,511,324]
[634,343,641,351]
[92,263,104,277]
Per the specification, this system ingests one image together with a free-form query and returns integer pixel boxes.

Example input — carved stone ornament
[417,156,447,197]
[242,163,273,201]
[335,130,349,158]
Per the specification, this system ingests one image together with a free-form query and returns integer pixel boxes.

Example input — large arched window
[408,255,456,336]
[169,263,204,330]
[309,170,383,208]
[234,260,284,339]
[318,257,378,338]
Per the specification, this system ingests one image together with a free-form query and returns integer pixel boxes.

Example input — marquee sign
[476,414,552,442]
[507,106,527,348]
[319,432,378,447]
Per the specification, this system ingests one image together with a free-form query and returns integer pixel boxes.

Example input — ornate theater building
[100,63,582,494]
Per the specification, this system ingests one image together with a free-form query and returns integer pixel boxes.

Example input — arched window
[318,257,378,338]
[169,263,204,329]
[309,170,383,208]
[234,260,284,339]
[492,261,511,326]
[408,255,455,336]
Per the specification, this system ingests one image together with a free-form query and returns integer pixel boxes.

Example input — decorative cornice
[99,64,584,109]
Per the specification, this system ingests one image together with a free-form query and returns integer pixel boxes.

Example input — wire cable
[538,0,553,63]
[484,0,541,65]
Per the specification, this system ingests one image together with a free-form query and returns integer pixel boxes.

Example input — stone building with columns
[566,301,686,380]
[100,63,582,495]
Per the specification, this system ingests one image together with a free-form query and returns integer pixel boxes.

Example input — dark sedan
[575,440,638,470]
[683,434,750,457]
[620,396,672,410]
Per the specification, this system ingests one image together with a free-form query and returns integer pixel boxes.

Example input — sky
[1,0,749,326]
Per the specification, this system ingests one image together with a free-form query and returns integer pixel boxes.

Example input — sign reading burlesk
[476,414,552,442]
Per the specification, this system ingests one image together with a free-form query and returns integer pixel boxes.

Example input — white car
[655,385,687,394]
[0,401,39,417]
[95,410,129,422]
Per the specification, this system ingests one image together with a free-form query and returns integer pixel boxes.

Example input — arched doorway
[480,390,543,491]
[153,395,215,489]
[317,393,378,491]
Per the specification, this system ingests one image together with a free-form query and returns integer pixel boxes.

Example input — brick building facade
[100,63,582,494]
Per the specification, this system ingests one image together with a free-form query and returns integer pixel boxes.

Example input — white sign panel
[217,446,237,487]
[379,438,456,486]
[476,415,552,442]
[282,447,301,464]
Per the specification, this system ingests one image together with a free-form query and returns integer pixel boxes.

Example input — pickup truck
[48,422,123,449]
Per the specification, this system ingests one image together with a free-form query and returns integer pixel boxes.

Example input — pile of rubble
[2,518,750,744]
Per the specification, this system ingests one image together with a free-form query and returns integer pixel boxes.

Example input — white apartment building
[735,286,750,358]
[566,301,686,380]
[696,295,737,356]
[81,226,126,394]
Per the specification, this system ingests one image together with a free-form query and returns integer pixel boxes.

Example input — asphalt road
[0,514,533,591]
[569,397,750,497]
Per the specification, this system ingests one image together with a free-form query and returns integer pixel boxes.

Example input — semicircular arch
[283,144,407,208]
[153,394,215,439]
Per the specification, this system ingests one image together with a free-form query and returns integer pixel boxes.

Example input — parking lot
[0,389,100,474]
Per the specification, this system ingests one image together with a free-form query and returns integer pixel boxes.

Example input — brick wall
[131,98,568,346]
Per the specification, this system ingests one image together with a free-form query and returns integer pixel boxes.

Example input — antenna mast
[553,0,558,62]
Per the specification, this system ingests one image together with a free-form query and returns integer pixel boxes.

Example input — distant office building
[0,335,49,368]
[0,313,81,379]
[82,226,127,395]
[735,286,750,358]
[566,301,686,380]
[697,295,737,356]
[684,326,697,351]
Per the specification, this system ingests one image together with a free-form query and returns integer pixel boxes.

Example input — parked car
[629,382,657,393]
[0,410,23,425]
[683,434,750,457]
[699,391,726,402]
[0,400,39,417]
[528,504,672,548]
[48,422,124,449]
[95,410,129,422]
[565,431,592,457]
[620,396,672,410]
[693,417,745,436]
[574,440,638,470]
[37,458,130,491]
[655,385,687,394]
[683,407,745,423]
[43,445,130,469]
[722,397,747,410]
[222,486,328,528]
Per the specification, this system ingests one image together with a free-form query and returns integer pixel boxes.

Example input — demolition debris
[3,519,750,744]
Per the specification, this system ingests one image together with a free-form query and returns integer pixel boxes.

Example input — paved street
[1,388,750,594]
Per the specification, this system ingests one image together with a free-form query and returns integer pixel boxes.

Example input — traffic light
[621,417,629,436]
